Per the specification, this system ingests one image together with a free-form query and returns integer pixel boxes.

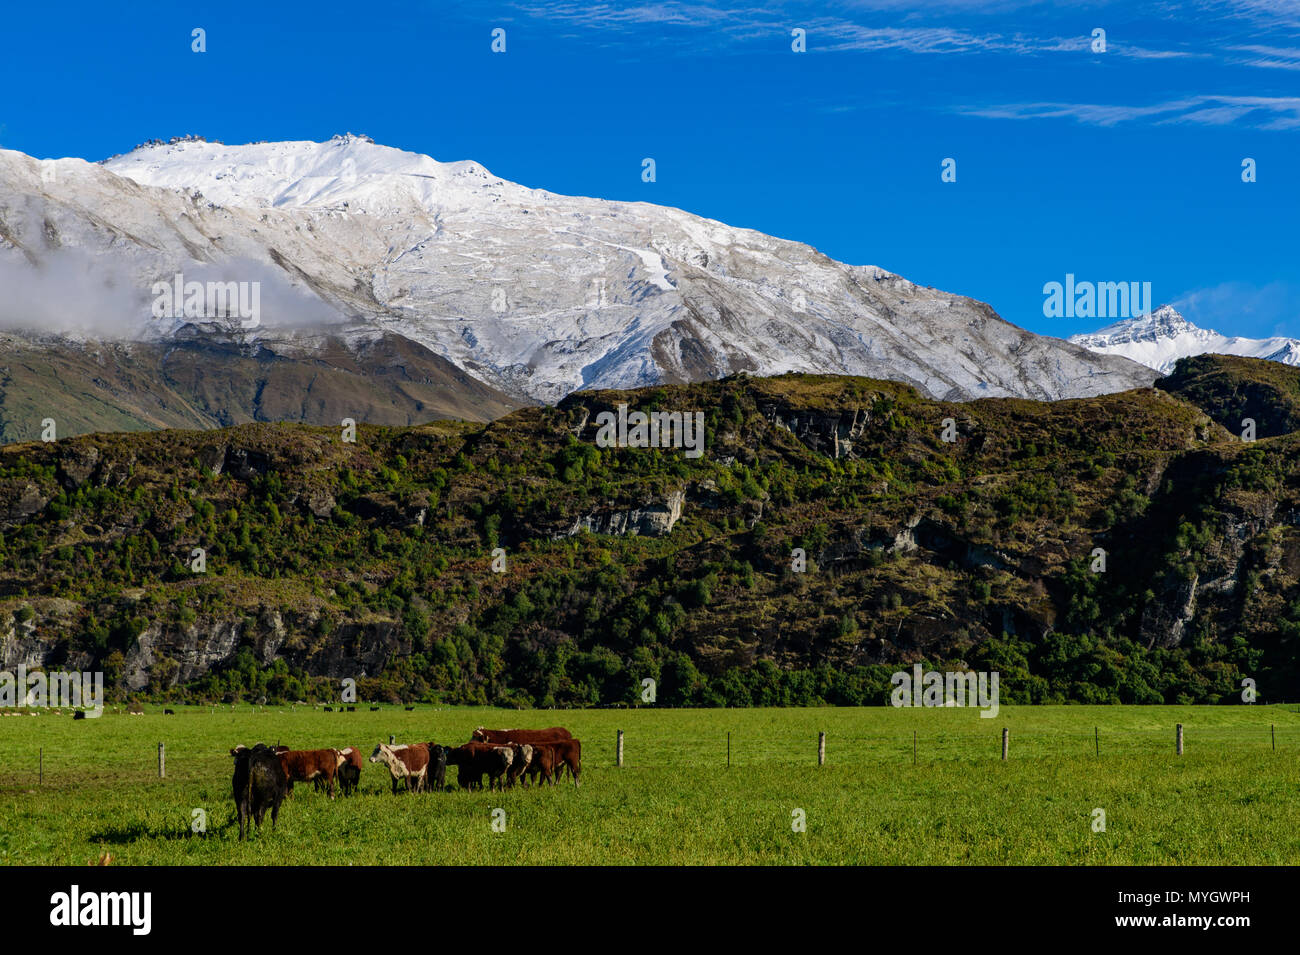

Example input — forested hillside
[2,355,1298,707]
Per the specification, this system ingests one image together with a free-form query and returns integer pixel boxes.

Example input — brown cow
[278,748,343,799]
[523,742,557,787]
[530,739,581,788]
[470,727,572,745]
[369,742,431,793]
[504,744,533,788]
[472,728,574,780]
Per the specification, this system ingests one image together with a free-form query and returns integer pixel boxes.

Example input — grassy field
[1,704,1298,865]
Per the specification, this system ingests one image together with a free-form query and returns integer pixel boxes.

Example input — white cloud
[505,1,1203,59]
[963,94,1300,129]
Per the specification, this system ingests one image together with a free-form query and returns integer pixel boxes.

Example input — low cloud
[0,248,347,339]
[0,248,151,338]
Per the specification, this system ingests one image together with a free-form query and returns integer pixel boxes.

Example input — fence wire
[2,724,1296,790]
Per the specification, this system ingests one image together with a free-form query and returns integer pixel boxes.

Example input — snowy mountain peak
[1127,303,1194,337]
[1071,306,1300,374]
[102,135,511,213]
[1075,305,1197,347]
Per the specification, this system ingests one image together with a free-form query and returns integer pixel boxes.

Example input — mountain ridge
[0,135,1155,444]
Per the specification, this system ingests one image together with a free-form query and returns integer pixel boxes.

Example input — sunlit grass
[1,704,1297,865]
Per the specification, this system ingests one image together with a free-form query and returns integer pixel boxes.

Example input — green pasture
[1,704,1297,865]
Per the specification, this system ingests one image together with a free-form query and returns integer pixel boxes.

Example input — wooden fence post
[818,732,826,766]
[1271,724,1275,751]
[1176,723,1183,756]
[616,730,624,767]
[726,732,731,769]
[1001,727,1008,761]
[158,741,165,778]
[389,734,395,745]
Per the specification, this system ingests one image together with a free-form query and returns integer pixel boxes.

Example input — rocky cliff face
[760,402,874,459]
[562,490,685,538]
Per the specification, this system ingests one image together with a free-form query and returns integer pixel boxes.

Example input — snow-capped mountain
[1070,305,1300,375]
[0,135,1155,425]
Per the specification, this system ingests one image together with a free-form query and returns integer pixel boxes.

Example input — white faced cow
[369,742,431,794]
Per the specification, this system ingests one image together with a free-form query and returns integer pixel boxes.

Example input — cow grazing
[231,744,289,840]
[277,748,343,799]
[336,746,364,796]
[369,742,431,794]
[446,742,514,792]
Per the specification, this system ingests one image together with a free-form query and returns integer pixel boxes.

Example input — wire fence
[613,724,1300,769]
[4,722,1298,790]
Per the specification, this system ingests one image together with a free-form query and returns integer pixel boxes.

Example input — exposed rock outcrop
[562,489,684,538]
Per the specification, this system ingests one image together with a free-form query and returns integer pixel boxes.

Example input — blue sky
[2,0,1297,339]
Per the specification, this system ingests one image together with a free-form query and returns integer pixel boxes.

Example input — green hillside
[2,356,1299,707]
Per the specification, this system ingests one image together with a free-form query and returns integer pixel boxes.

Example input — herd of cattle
[229,726,580,840]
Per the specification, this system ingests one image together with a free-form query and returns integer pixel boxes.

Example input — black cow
[424,744,449,792]
[72,711,86,721]
[231,744,289,841]
[336,746,364,796]
[446,743,513,792]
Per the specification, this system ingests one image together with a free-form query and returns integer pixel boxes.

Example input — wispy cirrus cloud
[506,0,1242,61]
[1228,43,1300,69]
[964,94,1300,129]
[1211,0,1300,29]
[805,22,1204,58]
[508,2,749,28]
